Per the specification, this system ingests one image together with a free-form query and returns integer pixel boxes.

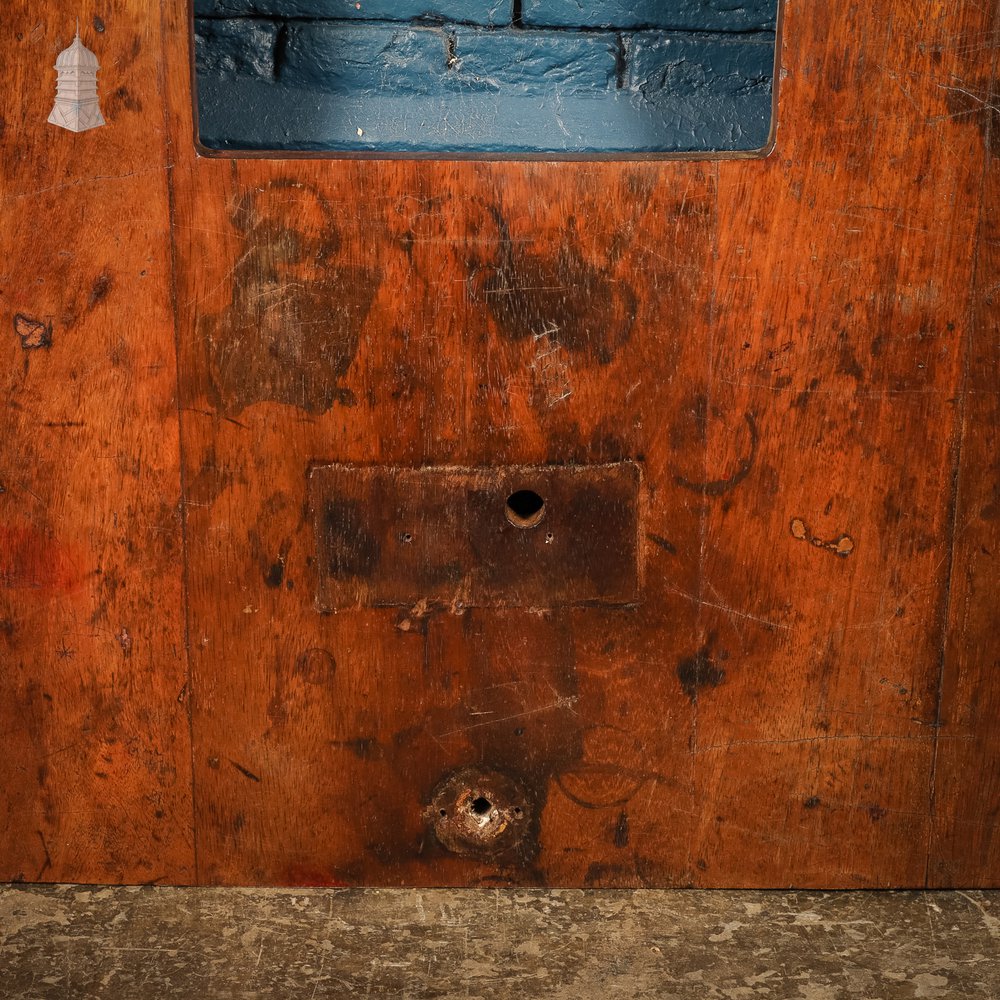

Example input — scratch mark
[229,760,262,782]
[665,584,793,631]
[694,733,939,754]
[937,82,1000,114]
[435,696,578,740]
[0,166,173,207]
[530,322,572,407]
[35,830,52,880]
[955,891,1000,940]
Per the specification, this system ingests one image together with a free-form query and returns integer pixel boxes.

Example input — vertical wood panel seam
[924,6,1000,889]
[158,0,200,885]
[690,160,722,886]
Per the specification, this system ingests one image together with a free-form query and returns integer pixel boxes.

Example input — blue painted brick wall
[194,0,513,25]
[194,2,778,154]
[522,0,776,31]
[277,22,619,95]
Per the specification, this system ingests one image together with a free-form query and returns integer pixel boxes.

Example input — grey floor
[1,886,998,999]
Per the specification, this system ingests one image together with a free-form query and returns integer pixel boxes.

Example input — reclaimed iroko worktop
[1,1,998,887]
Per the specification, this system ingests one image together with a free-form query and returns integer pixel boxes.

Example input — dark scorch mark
[321,498,381,579]
[677,641,726,703]
[264,538,292,588]
[200,179,379,416]
[474,207,636,367]
[89,272,113,309]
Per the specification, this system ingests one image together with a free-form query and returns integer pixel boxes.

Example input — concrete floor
[1,886,998,999]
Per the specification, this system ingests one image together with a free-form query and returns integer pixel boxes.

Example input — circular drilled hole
[469,796,493,816]
[505,489,545,528]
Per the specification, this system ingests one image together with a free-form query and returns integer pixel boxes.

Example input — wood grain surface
[0,0,997,887]
[0,5,194,883]
[928,19,1000,888]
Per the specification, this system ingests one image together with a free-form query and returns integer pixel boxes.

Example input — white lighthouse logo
[48,23,105,133]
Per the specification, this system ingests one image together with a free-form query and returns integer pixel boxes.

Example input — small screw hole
[470,796,492,816]
[505,489,545,528]
[439,808,448,817]
[401,532,413,544]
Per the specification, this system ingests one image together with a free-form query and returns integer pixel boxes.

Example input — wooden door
[1,0,997,887]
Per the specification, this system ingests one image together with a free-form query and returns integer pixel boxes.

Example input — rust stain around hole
[426,768,533,860]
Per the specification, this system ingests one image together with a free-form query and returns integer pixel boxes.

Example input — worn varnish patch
[197,179,381,416]
[308,463,642,610]
[472,212,637,367]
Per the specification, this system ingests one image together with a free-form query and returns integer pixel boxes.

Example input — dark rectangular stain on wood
[308,463,642,611]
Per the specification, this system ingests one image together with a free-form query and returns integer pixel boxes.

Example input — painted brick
[195,18,279,79]
[522,0,777,32]
[626,32,775,95]
[196,20,772,153]
[626,33,774,102]
[623,33,774,148]
[280,22,452,94]
[194,0,513,26]
[195,75,615,153]
[275,22,618,95]
[450,26,617,95]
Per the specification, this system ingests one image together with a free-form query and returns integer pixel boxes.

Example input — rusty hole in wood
[427,768,532,858]
[505,489,545,528]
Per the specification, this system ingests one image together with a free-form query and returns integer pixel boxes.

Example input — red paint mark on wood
[0,525,86,592]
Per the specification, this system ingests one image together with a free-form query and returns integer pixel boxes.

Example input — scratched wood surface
[1,0,997,887]
[928,27,1000,888]
[0,5,194,883]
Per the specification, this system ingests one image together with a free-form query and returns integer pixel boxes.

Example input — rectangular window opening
[192,1,782,158]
